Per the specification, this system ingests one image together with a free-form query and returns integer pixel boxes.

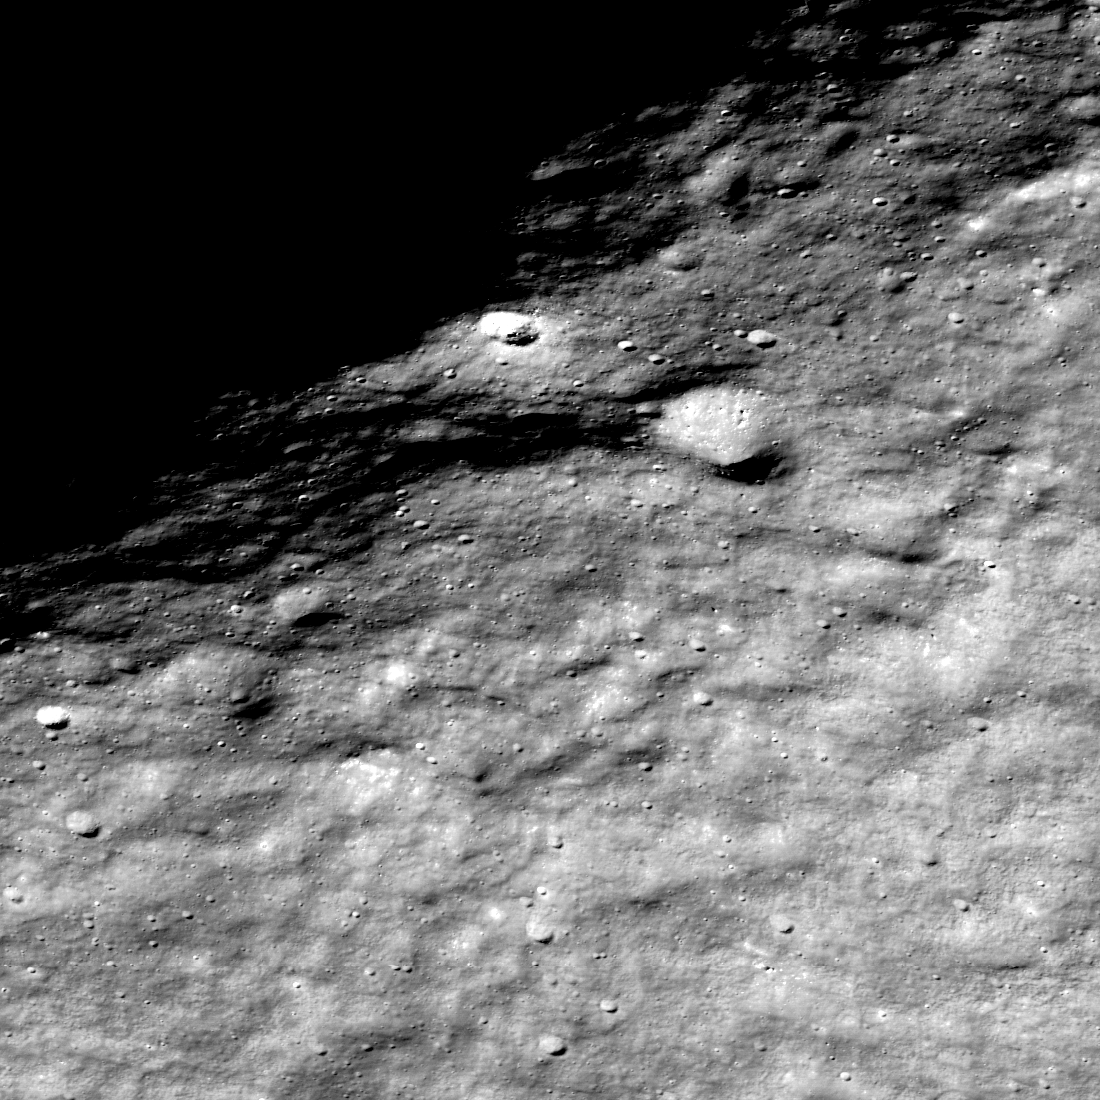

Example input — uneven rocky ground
[3,5,1100,1100]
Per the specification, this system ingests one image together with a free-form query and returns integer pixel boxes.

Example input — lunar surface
[3,6,1099,1100]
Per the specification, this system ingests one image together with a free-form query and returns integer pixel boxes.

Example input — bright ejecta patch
[655,386,783,468]
[35,706,70,729]
[964,155,1097,238]
[478,312,541,345]
[339,756,402,810]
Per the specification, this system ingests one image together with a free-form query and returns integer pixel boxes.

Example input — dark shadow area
[12,46,763,560]
[8,2,1068,562]
[287,612,343,630]
[715,453,789,484]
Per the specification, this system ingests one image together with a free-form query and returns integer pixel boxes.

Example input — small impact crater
[478,312,541,346]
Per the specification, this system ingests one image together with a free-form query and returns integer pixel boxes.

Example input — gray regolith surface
[3,8,1100,1100]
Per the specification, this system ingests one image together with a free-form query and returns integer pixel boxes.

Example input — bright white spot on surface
[655,386,781,467]
[538,1034,567,1056]
[746,329,777,347]
[478,312,540,345]
[35,706,70,729]
[338,757,402,811]
[65,811,99,837]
